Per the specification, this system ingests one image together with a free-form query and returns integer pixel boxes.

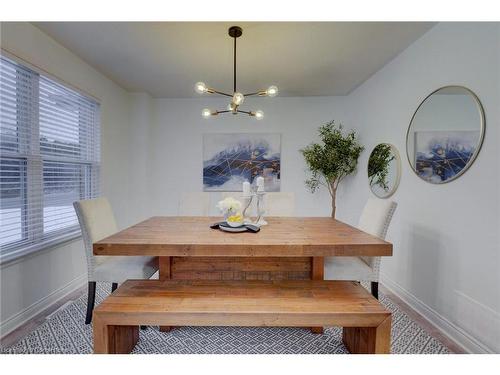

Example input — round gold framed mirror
[368,143,401,198]
[406,86,485,184]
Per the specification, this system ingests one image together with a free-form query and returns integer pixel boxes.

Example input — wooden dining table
[94,216,392,333]
[94,216,392,279]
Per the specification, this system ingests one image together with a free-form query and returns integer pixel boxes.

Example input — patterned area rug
[1,283,451,354]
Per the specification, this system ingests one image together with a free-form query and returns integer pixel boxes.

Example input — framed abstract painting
[203,133,281,191]
[414,130,480,183]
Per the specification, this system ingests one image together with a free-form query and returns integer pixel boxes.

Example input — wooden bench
[92,280,391,354]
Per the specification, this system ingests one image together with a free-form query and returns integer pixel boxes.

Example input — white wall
[149,96,354,218]
[0,23,143,336]
[128,92,153,222]
[343,22,500,353]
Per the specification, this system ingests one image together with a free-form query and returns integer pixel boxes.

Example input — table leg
[159,256,171,281]
[311,256,324,280]
[311,256,324,334]
[342,316,391,354]
[159,256,172,332]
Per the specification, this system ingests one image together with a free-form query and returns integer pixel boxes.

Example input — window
[0,55,100,261]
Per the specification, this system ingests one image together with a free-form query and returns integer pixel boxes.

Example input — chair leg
[371,281,379,299]
[85,281,96,325]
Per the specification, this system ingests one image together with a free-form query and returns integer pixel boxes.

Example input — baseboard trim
[0,274,87,339]
[380,273,494,354]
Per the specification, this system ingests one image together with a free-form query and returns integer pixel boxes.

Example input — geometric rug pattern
[0,282,451,354]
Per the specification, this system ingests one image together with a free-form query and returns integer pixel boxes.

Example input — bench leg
[93,316,139,354]
[310,257,324,334]
[159,256,173,333]
[342,316,391,354]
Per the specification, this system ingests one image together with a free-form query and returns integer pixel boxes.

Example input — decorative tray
[210,222,260,233]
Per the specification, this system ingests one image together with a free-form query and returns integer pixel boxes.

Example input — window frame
[0,51,101,265]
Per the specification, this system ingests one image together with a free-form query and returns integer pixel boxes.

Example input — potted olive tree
[301,121,364,218]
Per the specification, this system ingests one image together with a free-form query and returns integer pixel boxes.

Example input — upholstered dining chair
[74,197,158,324]
[264,192,295,216]
[324,198,397,299]
[222,192,296,217]
[178,192,210,216]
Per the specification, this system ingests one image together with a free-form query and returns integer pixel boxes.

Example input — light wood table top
[94,216,392,257]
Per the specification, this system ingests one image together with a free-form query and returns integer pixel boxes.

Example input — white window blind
[0,55,100,261]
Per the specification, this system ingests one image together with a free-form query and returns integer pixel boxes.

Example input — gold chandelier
[195,26,278,120]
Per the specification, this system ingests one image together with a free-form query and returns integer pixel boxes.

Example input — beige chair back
[178,192,210,216]
[222,191,295,217]
[358,198,397,240]
[73,197,118,280]
[358,198,397,275]
[265,192,295,216]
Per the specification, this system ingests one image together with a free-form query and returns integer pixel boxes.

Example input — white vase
[224,209,243,227]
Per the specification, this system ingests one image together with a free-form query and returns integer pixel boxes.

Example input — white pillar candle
[242,181,251,196]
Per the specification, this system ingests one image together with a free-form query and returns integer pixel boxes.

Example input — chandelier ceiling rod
[228,25,241,94]
[233,31,237,93]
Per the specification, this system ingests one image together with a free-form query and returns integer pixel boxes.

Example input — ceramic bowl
[226,220,244,228]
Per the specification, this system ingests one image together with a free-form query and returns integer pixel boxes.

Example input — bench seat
[93,280,391,354]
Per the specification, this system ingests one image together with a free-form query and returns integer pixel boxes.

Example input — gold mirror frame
[405,85,486,184]
[368,143,401,199]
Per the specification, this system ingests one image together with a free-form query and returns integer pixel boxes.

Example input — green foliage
[368,144,395,191]
[300,121,364,197]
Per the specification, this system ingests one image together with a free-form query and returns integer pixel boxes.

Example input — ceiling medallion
[195,26,278,120]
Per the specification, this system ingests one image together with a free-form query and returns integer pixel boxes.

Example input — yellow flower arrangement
[227,214,243,223]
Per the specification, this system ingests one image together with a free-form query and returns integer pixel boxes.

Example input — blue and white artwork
[414,130,479,183]
[203,133,281,191]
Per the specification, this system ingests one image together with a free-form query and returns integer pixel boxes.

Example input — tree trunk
[330,184,337,218]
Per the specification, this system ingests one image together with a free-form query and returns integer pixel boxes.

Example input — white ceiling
[34,22,435,98]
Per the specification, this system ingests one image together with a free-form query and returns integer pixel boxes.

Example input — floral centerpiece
[216,197,243,227]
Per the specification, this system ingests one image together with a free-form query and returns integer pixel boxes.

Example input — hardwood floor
[379,285,466,354]
[0,283,465,353]
[1,284,86,349]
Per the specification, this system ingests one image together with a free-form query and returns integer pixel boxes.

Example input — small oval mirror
[406,86,485,184]
[368,143,401,198]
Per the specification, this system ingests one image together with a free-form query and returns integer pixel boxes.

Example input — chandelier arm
[243,90,268,97]
[236,109,252,115]
[216,110,231,114]
[210,89,233,97]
